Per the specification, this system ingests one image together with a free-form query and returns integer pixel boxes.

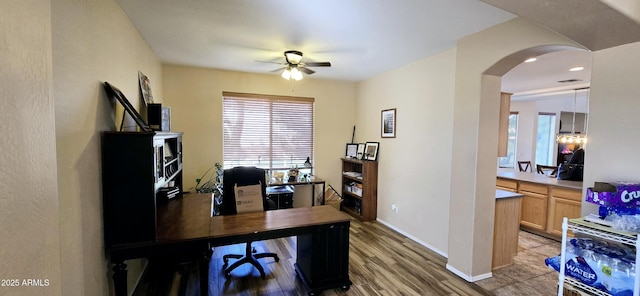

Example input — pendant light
[556,87,589,144]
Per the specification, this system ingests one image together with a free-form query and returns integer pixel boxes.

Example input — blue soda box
[586,181,640,209]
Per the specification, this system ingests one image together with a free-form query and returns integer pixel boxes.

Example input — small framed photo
[345,143,358,158]
[381,108,396,138]
[364,142,379,161]
[357,143,366,160]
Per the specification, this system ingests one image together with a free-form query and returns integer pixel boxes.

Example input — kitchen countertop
[497,168,583,190]
[495,189,524,199]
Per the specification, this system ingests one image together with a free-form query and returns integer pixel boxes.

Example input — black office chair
[220,166,279,279]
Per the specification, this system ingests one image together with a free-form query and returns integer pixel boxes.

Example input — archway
[445,17,588,281]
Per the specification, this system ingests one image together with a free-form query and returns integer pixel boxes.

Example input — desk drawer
[519,182,548,195]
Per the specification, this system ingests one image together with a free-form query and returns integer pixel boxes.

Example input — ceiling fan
[270,50,331,80]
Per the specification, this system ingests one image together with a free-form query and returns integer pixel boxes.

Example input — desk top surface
[156,193,213,241]
[156,193,349,243]
[210,205,350,238]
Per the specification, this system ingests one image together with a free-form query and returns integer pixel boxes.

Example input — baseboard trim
[445,264,492,282]
[376,218,448,258]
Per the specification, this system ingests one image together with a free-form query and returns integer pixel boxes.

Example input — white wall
[584,41,640,216]
[52,0,162,294]
[0,1,61,295]
[355,49,457,255]
[510,101,537,165]
[162,65,357,195]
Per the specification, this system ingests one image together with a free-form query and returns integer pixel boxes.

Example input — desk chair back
[221,166,270,215]
[517,161,532,172]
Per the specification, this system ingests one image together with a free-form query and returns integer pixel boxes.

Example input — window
[535,112,557,166]
[222,92,314,170]
[498,112,518,168]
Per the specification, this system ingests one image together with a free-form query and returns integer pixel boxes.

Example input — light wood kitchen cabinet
[518,182,548,231]
[496,178,517,192]
[493,190,524,270]
[496,169,583,238]
[547,187,582,236]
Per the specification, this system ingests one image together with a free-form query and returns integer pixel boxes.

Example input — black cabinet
[266,185,294,209]
[295,222,351,295]
[102,131,183,248]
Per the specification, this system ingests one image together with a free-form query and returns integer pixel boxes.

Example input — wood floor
[137,217,494,296]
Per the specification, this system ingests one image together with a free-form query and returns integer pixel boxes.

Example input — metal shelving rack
[558,217,640,296]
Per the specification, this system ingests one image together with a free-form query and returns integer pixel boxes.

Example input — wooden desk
[108,193,351,296]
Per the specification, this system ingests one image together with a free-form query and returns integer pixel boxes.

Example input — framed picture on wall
[364,142,379,161]
[381,108,396,138]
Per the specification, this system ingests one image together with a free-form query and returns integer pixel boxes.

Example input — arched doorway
[445,17,588,281]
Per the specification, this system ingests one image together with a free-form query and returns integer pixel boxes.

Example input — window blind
[222,92,314,169]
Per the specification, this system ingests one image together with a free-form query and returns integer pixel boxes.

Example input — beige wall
[52,0,162,295]
[5,2,640,295]
[355,49,457,254]
[600,0,640,24]
[0,0,61,295]
[448,17,585,279]
[162,65,357,194]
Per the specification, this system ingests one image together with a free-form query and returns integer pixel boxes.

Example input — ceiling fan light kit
[282,66,303,81]
[274,50,331,81]
[284,50,303,64]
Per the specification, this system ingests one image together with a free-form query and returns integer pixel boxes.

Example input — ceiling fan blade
[299,67,315,75]
[256,60,285,65]
[304,62,331,67]
[270,67,287,73]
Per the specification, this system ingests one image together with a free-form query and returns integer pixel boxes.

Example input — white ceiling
[503,49,593,100]
[115,0,515,82]
[115,0,611,94]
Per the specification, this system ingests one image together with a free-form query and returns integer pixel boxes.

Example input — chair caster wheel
[341,285,350,291]
[274,256,280,262]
